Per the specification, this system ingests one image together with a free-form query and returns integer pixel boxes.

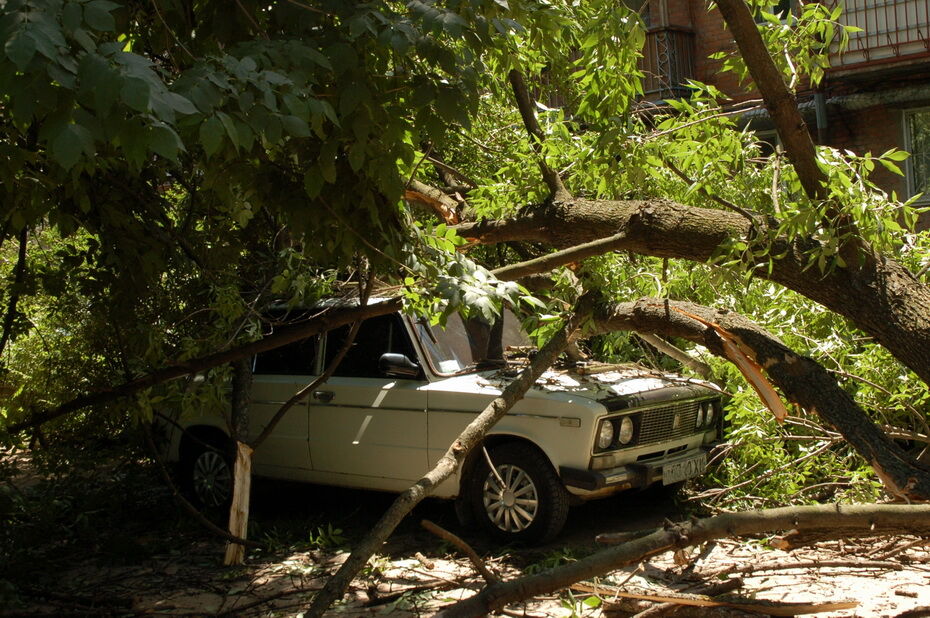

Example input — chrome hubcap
[193,450,231,507]
[482,464,539,533]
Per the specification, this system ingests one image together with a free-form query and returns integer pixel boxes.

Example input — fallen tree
[2,1,929,615]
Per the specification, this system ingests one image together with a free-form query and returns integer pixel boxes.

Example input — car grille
[637,400,700,446]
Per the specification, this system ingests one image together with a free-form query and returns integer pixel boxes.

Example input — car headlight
[597,420,615,450]
[704,401,714,425]
[695,404,704,428]
[618,416,634,445]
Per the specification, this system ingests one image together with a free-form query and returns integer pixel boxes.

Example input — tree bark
[223,441,253,565]
[591,298,930,499]
[0,226,28,360]
[456,199,930,390]
[305,304,588,617]
[508,69,573,203]
[224,358,253,566]
[438,504,930,617]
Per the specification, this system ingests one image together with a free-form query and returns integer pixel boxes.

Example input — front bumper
[560,446,713,492]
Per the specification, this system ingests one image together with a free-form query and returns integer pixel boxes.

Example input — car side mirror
[379,353,421,378]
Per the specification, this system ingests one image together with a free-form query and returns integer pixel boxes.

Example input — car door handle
[312,390,334,403]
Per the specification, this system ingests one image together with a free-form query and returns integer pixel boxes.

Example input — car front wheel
[469,442,569,545]
[182,436,234,508]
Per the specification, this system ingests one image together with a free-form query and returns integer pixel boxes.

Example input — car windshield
[413,310,532,375]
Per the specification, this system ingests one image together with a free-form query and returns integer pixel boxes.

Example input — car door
[307,314,429,485]
[246,336,316,476]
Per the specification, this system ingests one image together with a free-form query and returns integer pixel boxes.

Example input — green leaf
[883,149,910,162]
[305,48,332,70]
[347,143,365,171]
[303,167,324,198]
[149,123,184,161]
[71,28,96,53]
[216,111,240,150]
[5,32,36,70]
[339,82,369,116]
[62,3,83,31]
[51,123,94,170]
[281,115,310,137]
[164,92,198,115]
[84,0,117,32]
[121,77,151,112]
[877,158,904,176]
[199,116,224,156]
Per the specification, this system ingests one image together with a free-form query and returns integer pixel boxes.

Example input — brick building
[640,0,930,213]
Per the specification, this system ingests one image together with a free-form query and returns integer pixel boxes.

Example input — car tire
[468,442,569,545]
[181,434,234,509]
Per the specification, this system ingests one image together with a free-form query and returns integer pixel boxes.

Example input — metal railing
[641,26,695,99]
[827,0,930,69]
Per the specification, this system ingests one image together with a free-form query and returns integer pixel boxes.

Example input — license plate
[662,452,707,485]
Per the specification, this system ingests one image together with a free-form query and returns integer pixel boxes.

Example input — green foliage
[308,522,348,550]
[524,546,580,574]
[709,0,856,89]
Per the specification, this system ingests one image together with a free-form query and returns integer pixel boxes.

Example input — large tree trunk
[591,298,930,499]
[456,199,930,388]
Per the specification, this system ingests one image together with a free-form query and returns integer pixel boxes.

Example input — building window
[905,109,930,202]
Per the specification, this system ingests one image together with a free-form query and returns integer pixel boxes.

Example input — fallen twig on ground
[702,558,903,578]
[421,519,499,585]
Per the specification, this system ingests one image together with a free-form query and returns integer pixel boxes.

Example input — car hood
[435,363,722,409]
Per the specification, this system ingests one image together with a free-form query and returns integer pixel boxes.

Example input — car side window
[326,314,418,378]
[253,337,319,375]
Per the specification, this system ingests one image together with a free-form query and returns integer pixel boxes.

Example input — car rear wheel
[469,443,569,545]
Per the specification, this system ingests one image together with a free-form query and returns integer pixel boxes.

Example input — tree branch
[454,198,930,394]
[421,519,499,585]
[250,273,372,450]
[634,332,711,379]
[713,0,827,203]
[490,232,627,281]
[439,504,930,617]
[592,298,930,499]
[4,298,402,436]
[507,69,572,202]
[141,421,261,548]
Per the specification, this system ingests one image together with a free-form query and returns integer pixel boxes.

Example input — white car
[171,307,723,544]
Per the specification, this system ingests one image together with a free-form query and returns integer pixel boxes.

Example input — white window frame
[903,107,930,204]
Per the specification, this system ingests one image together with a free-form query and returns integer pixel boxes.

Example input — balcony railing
[641,26,695,100]
[827,0,930,70]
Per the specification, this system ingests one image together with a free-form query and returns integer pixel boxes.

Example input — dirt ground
[2,448,929,617]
